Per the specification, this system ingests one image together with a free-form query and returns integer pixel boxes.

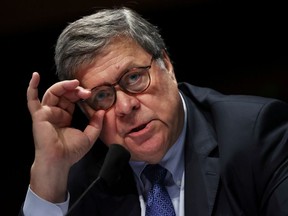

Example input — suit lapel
[182,93,220,216]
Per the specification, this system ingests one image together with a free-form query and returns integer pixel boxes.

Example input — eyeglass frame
[81,57,154,111]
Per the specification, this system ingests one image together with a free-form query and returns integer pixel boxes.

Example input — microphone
[65,144,131,215]
[98,144,131,184]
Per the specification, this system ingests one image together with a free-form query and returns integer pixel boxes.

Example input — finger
[84,110,105,145]
[41,79,80,105]
[27,72,41,113]
[56,86,91,112]
[57,96,76,115]
[42,80,92,108]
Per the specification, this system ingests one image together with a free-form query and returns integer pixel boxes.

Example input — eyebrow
[89,59,152,90]
[111,65,151,86]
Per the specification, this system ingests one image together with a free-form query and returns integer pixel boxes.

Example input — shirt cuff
[23,185,69,216]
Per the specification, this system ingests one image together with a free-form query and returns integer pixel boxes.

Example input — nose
[114,90,140,116]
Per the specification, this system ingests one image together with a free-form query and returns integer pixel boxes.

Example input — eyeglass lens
[85,64,152,110]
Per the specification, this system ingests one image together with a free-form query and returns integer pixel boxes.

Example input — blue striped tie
[144,164,176,216]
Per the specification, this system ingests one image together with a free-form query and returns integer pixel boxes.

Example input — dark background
[2,0,287,215]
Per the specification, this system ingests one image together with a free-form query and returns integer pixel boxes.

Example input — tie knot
[143,164,167,184]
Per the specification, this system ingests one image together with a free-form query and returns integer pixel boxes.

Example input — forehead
[76,38,151,88]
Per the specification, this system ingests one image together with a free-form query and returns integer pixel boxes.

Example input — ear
[162,50,176,81]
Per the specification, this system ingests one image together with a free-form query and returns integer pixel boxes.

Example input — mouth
[125,120,155,141]
[130,124,147,133]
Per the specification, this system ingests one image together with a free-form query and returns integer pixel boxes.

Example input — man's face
[76,38,184,164]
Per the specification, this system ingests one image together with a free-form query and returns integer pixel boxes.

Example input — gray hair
[54,7,168,80]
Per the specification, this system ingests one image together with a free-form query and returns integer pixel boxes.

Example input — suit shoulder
[178,82,287,108]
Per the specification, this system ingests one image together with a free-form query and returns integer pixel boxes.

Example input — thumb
[84,110,105,144]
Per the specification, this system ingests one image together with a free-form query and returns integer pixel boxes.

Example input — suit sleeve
[254,99,288,216]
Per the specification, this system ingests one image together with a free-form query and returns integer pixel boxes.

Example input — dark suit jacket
[19,82,288,216]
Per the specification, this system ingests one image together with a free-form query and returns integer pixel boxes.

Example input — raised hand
[26,72,105,202]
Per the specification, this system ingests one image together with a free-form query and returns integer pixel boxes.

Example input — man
[20,7,288,216]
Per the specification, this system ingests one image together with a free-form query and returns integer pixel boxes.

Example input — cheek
[149,81,181,132]
[150,82,178,113]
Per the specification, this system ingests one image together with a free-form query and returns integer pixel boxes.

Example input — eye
[122,71,142,86]
[96,90,108,100]
[88,86,114,105]
[119,67,150,93]
[121,67,150,88]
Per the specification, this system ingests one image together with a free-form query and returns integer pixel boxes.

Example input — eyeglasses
[83,57,154,111]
